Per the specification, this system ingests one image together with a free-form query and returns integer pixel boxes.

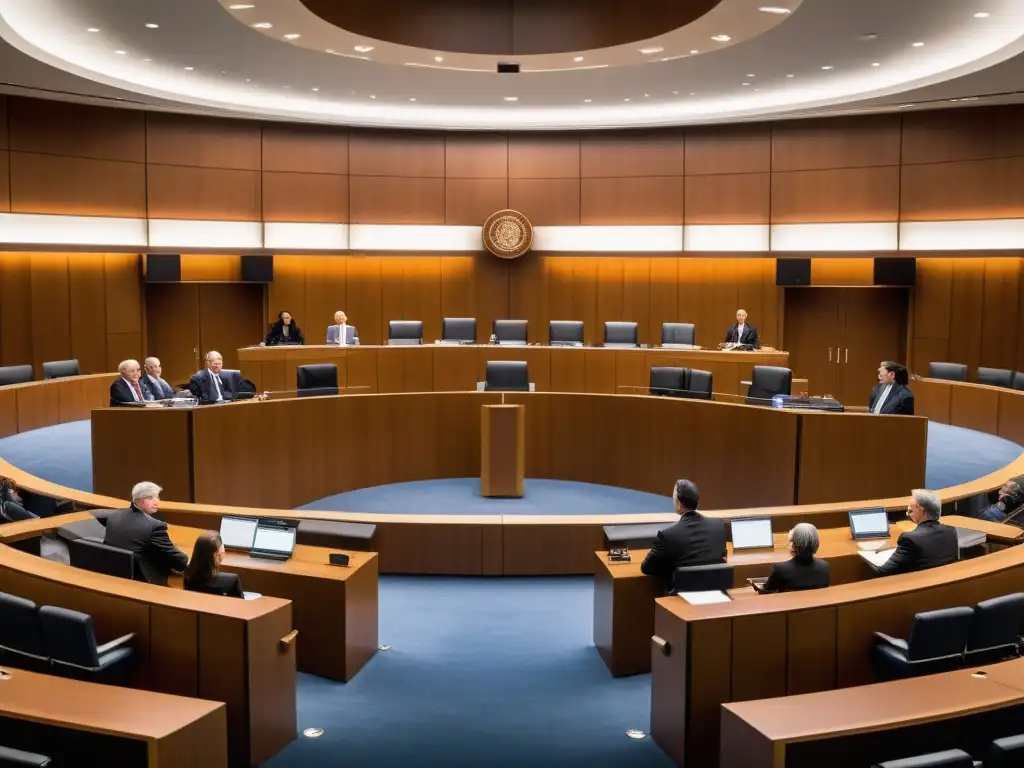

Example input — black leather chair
[603,523,664,550]
[297,364,339,398]
[650,366,687,397]
[872,750,974,768]
[484,361,531,391]
[977,367,1015,388]
[67,538,134,580]
[0,593,49,673]
[746,365,792,405]
[388,320,424,345]
[17,490,72,519]
[442,317,477,343]
[661,322,696,347]
[1014,372,1024,391]
[871,606,974,680]
[549,320,584,346]
[0,365,33,387]
[0,746,52,767]
[493,319,528,345]
[929,362,968,382]
[296,520,376,551]
[41,360,79,380]
[964,592,1024,664]
[672,563,733,593]
[603,322,639,347]
[37,606,135,683]
[687,369,713,401]
[988,733,1024,767]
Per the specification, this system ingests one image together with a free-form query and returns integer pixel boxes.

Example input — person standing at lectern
[723,309,759,348]
[640,480,727,592]
[109,359,154,406]
[326,310,358,345]
[868,361,915,415]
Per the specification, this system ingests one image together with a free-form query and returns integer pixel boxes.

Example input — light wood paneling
[0,96,6,149]
[980,258,1022,371]
[810,258,875,286]
[685,125,771,175]
[8,97,146,162]
[349,131,445,177]
[771,166,901,223]
[349,177,445,224]
[345,256,384,345]
[507,135,580,178]
[900,156,1024,221]
[29,253,71,373]
[68,253,109,374]
[901,105,1024,165]
[947,258,987,375]
[262,172,348,223]
[146,113,261,170]
[771,115,902,171]
[0,151,9,212]
[445,134,508,178]
[147,165,262,221]
[580,132,684,177]
[685,173,770,224]
[581,177,683,224]
[178,254,242,282]
[261,124,348,174]
[445,178,508,225]
[508,178,580,225]
[9,152,146,217]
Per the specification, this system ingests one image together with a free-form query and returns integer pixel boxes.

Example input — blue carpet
[265,576,671,768]
[923,422,1021,489]
[0,421,93,491]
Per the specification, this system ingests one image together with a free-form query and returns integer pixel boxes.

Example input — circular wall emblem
[482,209,533,259]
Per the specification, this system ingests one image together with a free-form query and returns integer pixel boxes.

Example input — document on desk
[677,590,731,605]
[243,591,262,600]
[858,549,896,568]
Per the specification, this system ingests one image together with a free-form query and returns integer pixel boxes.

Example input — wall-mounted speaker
[241,254,274,283]
[874,257,916,286]
[776,258,811,286]
[145,253,181,282]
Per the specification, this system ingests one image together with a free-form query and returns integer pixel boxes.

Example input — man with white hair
[103,481,188,585]
[188,350,233,404]
[874,488,958,576]
[109,359,154,407]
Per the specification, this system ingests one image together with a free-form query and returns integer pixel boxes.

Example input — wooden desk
[720,658,1024,768]
[168,525,379,682]
[0,373,117,437]
[0,666,227,767]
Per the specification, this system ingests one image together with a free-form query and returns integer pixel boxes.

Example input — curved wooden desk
[0,373,116,437]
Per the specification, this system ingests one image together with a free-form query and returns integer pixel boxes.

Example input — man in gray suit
[326,310,358,345]
[143,357,175,399]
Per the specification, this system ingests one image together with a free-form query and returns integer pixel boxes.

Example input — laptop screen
[220,516,257,550]
[253,524,297,554]
[731,517,774,550]
[849,508,890,539]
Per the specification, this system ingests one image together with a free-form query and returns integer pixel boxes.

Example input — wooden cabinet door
[838,288,909,407]
[782,288,842,397]
[198,284,265,374]
[145,283,200,388]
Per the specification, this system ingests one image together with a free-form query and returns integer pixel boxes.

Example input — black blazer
[876,519,959,576]
[144,373,175,400]
[724,324,759,347]
[641,511,728,590]
[868,383,915,415]
[265,325,304,346]
[185,571,244,598]
[103,506,188,585]
[109,377,155,407]
[188,369,235,404]
[762,557,830,593]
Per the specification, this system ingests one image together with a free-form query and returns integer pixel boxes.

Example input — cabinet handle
[845,348,848,364]
[828,347,832,362]
[279,630,298,651]
[652,635,671,656]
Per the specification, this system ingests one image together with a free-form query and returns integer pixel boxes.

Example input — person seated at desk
[723,309,759,348]
[761,523,830,593]
[868,361,914,415]
[873,489,958,576]
[326,310,358,345]
[109,359,154,407]
[0,477,35,522]
[143,357,175,399]
[641,479,727,592]
[184,531,243,598]
[103,482,188,586]
[189,351,234,404]
[971,476,1024,523]
[265,310,304,346]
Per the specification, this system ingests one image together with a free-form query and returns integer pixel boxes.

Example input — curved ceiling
[0,0,1020,130]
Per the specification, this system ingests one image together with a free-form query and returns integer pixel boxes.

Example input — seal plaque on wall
[482,209,533,259]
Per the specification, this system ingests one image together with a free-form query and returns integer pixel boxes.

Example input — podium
[480,404,525,498]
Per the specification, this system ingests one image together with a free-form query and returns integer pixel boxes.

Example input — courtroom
[1,2,1024,767]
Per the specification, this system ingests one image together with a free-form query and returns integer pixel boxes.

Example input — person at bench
[723,309,759,348]
[109,359,154,406]
[873,488,958,576]
[326,310,357,345]
[184,531,243,598]
[265,310,304,346]
[761,523,830,593]
[189,351,233,404]
[641,479,727,592]
[971,476,1024,524]
[143,357,175,399]
[104,481,188,585]
[867,360,915,415]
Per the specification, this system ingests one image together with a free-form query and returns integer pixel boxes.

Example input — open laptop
[848,507,890,540]
[730,516,774,551]
[249,519,298,561]
[219,516,258,552]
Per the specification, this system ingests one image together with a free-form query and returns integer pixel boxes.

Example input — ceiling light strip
[349,225,482,251]
[685,225,770,252]
[771,223,899,251]
[0,213,148,246]
[264,222,350,250]
[899,219,1024,250]
[148,219,263,249]
[533,226,683,252]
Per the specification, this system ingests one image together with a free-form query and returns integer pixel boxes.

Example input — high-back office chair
[0,593,49,673]
[871,606,975,680]
[650,366,687,397]
[493,319,528,345]
[442,318,477,343]
[661,323,696,347]
[977,367,1015,388]
[872,750,974,768]
[672,563,733,593]
[37,606,136,683]
[549,320,584,346]
[928,362,968,382]
[687,370,713,400]
[0,745,53,767]
[988,734,1024,767]
[746,365,792,404]
[964,593,1024,664]
[388,320,424,345]
[483,361,532,392]
[0,365,33,386]
[603,322,639,347]
[296,364,339,398]
[1014,372,1024,391]
[67,538,134,580]
[41,360,79,380]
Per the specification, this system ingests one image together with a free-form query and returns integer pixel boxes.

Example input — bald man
[724,309,759,348]
[143,357,175,399]
[188,351,234,404]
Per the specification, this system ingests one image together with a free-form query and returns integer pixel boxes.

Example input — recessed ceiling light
[252,22,272,28]
[229,3,256,8]
[639,46,664,54]
[786,73,795,77]
[821,65,834,70]
[974,12,990,18]
[912,41,924,47]
[672,90,679,94]
[354,45,374,52]
[87,27,100,32]
[573,56,584,62]
[897,103,914,108]
[871,61,881,66]
[859,33,879,41]
[184,66,194,70]
[245,78,251,82]
[746,73,755,77]
[284,33,301,39]
[643,93,650,97]
[145,23,159,29]
[311,87,319,91]
[583,98,592,103]
[434,56,444,62]
[409,97,416,101]
[758,6,791,13]
[624,98,631,102]
[142,58,152,62]
[689,49,699,54]
[114,50,126,55]
[689,92,696,96]
[711,34,731,42]
[742,82,750,86]
[504,96,518,101]
[370,94,376,99]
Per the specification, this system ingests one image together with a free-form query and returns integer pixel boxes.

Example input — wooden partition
[0,373,116,437]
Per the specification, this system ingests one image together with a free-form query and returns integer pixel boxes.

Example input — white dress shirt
[338,323,348,346]
[210,370,223,403]
[735,324,746,342]
[873,384,893,414]
[122,376,141,402]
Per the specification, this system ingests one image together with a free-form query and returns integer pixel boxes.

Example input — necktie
[212,372,223,401]
[131,381,143,402]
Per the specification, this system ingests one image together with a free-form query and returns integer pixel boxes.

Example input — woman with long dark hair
[183,531,244,597]
[265,310,305,346]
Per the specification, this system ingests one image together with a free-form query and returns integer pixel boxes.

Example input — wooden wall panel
[379,256,443,343]
[29,253,71,372]
[980,259,1022,370]
[345,256,384,345]
[901,105,1024,165]
[0,96,6,149]
[146,113,261,170]
[445,178,508,225]
[0,151,9,212]
[900,157,1024,221]
[508,178,580,225]
[147,165,262,221]
[349,132,445,177]
[178,254,242,282]
[445,135,508,178]
[547,257,599,344]
[303,255,347,337]
[9,153,146,217]
[261,124,348,174]
[581,177,683,224]
[685,173,770,224]
[68,253,110,374]
[262,172,348,222]
[507,135,580,178]
[267,256,309,327]
[349,177,445,224]
[104,253,144,369]
[0,253,32,367]
[771,166,900,223]
[647,257,679,346]
[509,255,550,342]
[947,259,987,375]
[8,98,146,162]
[685,126,771,175]
[771,115,901,171]
[810,258,875,287]
[580,133,684,177]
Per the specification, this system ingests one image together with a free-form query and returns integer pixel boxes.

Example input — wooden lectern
[481,404,525,497]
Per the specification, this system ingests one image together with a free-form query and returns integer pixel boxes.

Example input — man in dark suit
[641,479,727,592]
[874,489,958,576]
[143,357,175,399]
[109,359,154,407]
[723,309,759,348]
[868,361,915,415]
[188,350,234,404]
[103,481,188,585]
[761,523,830,593]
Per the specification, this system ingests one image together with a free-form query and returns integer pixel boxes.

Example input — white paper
[859,549,896,567]
[678,590,731,605]
[243,591,263,600]
[858,540,890,551]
